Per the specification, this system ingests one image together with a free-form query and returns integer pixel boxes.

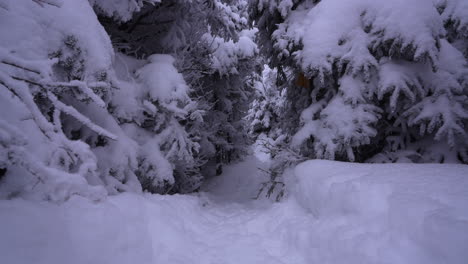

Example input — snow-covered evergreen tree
[251,0,468,164]
[247,66,284,136]
[0,0,120,200]
[97,0,260,182]
[0,0,258,199]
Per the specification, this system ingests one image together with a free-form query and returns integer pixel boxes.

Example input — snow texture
[136,54,189,103]
[293,160,468,264]
[203,29,258,75]
[1,157,467,264]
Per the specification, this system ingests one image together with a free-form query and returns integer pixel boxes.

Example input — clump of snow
[136,54,189,103]
[274,0,443,77]
[238,29,259,57]
[203,30,258,75]
[0,0,114,78]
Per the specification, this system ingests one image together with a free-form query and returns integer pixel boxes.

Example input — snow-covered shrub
[251,0,468,164]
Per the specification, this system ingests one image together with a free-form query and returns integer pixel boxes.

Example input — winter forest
[0,0,467,263]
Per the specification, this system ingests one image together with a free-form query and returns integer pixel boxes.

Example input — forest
[0,0,467,263]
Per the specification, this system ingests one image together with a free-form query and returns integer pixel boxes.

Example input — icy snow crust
[1,158,467,264]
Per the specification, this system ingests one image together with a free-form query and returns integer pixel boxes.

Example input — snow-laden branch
[47,80,107,108]
[0,48,55,77]
[1,48,108,111]
[0,72,56,140]
[47,92,117,140]
[32,0,63,8]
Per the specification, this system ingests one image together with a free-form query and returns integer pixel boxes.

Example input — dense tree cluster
[1,0,467,202]
[0,0,258,200]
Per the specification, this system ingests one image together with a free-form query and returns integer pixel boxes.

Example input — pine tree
[251,0,468,164]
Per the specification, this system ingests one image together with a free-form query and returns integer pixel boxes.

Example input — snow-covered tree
[0,0,121,200]
[251,0,468,164]
[247,66,285,136]
[97,0,260,181]
[0,0,258,200]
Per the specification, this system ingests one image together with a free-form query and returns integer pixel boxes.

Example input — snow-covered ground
[1,155,467,264]
[293,160,468,264]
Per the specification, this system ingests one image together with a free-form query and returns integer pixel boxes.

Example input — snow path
[0,155,315,264]
[1,154,468,264]
[201,154,270,203]
[146,154,314,264]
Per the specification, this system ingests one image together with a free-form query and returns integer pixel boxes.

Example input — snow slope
[1,157,467,264]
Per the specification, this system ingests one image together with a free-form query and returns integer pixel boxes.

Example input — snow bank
[292,160,468,264]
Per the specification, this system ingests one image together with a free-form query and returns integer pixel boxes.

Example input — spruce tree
[251,0,468,164]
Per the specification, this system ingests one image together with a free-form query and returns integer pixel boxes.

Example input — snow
[274,0,444,76]
[1,1,467,262]
[435,0,468,35]
[89,0,160,22]
[292,93,379,161]
[0,0,135,199]
[203,30,258,75]
[0,0,114,77]
[1,0,203,196]
[263,0,468,163]
[136,54,189,103]
[201,155,269,203]
[293,160,468,263]
[1,156,467,264]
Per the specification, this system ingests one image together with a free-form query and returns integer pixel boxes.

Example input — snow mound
[292,160,468,264]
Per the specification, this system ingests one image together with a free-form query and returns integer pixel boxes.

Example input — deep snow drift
[1,157,467,264]
[293,160,468,263]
